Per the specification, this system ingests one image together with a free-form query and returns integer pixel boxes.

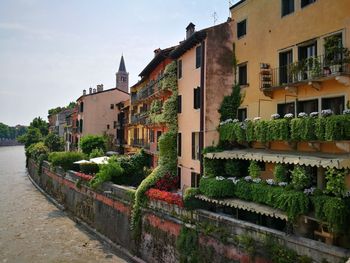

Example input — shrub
[233,180,253,200]
[176,227,199,263]
[158,131,177,175]
[44,133,64,152]
[268,119,289,141]
[89,158,123,188]
[79,162,99,175]
[183,188,201,210]
[274,164,288,182]
[18,127,43,148]
[48,151,85,171]
[79,135,106,155]
[218,84,242,122]
[154,172,179,191]
[254,120,269,143]
[275,190,309,220]
[89,148,104,158]
[225,159,242,177]
[199,177,234,198]
[26,142,49,162]
[248,161,261,178]
[290,117,316,141]
[325,168,346,197]
[204,158,225,178]
[291,166,310,190]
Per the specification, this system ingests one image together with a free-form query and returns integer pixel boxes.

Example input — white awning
[89,156,109,164]
[196,195,288,220]
[205,149,350,169]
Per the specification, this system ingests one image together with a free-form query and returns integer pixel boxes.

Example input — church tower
[116,55,129,93]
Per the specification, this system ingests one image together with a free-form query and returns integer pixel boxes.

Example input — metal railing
[131,138,150,149]
[264,54,350,89]
[131,75,165,104]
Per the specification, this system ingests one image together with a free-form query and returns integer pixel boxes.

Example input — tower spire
[118,54,126,72]
[116,54,129,93]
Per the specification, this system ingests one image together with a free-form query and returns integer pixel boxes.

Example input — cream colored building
[171,22,234,188]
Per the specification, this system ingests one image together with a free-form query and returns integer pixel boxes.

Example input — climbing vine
[131,61,178,244]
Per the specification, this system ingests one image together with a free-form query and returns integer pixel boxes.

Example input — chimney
[83,89,86,95]
[154,48,161,57]
[93,88,96,93]
[89,87,92,94]
[96,84,104,92]
[186,22,195,39]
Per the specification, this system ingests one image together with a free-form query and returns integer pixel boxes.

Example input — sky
[0,0,238,126]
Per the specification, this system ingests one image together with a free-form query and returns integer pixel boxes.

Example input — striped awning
[205,150,350,169]
[196,195,288,220]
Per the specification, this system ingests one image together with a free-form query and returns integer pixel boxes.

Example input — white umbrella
[89,156,110,165]
[73,160,90,164]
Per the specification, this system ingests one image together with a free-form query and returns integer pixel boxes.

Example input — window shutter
[196,45,201,68]
[177,95,182,113]
[191,172,195,187]
[178,60,182,79]
[193,88,196,109]
[177,133,182,157]
[196,87,201,109]
[177,167,182,189]
[192,132,195,159]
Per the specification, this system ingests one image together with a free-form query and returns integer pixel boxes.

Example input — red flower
[146,188,184,207]
[75,172,93,181]
[154,173,179,191]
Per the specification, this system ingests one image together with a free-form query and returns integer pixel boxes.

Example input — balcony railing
[131,139,150,149]
[261,54,350,90]
[130,113,148,125]
[131,75,165,104]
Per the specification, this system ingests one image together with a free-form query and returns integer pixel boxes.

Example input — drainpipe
[199,40,206,176]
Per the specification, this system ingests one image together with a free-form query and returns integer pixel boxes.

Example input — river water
[0,146,128,263]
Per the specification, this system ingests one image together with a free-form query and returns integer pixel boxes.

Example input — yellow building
[230,0,350,119]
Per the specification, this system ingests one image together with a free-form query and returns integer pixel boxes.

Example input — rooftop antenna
[228,0,233,17]
[212,11,218,26]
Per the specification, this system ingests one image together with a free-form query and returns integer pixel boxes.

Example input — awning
[205,149,350,169]
[89,156,109,165]
[196,195,288,220]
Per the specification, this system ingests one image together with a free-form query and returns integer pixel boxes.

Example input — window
[298,42,317,80]
[277,102,295,116]
[322,96,345,115]
[177,95,182,113]
[80,102,84,113]
[238,64,247,86]
[301,0,316,8]
[238,108,247,122]
[237,19,246,38]
[79,119,83,133]
[113,121,117,129]
[110,104,114,110]
[177,167,182,189]
[107,124,110,130]
[279,50,293,84]
[177,133,182,157]
[193,87,201,109]
[281,0,294,17]
[178,60,182,79]
[191,172,200,188]
[192,132,200,160]
[150,130,155,143]
[297,99,318,114]
[196,45,202,69]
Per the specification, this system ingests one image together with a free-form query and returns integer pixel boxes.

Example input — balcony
[131,75,165,104]
[261,54,350,94]
[131,138,150,149]
[130,112,148,125]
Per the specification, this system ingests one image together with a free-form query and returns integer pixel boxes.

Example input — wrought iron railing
[131,138,150,149]
[131,75,165,104]
[262,54,350,89]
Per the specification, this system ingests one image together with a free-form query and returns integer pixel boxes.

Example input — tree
[18,128,42,148]
[79,135,106,155]
[44,133,64,152]
[30,117,49,136]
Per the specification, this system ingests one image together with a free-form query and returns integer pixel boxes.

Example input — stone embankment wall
[0,139,22,146]
[27,159,350,263]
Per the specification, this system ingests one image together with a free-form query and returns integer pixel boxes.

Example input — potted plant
[324,35,350,74]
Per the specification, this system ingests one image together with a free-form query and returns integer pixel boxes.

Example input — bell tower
[116,55,129,93]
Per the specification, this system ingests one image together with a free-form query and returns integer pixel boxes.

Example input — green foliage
[160,61,177,92]
[158,131,177,175]
[18,127,43,148]
[324,115,350,141]
[89,148,105,158]
[79,135,106,155]
[44,133,64,152]
[219,122,245,142]
[199,177,234,198]
[48,106,63,115]
[290,117,316,141]
[26,142,49,162]
[149,99,162,114]
[264,237,299,263]
[0,123,27,140]
[224,159,241,177]
[161,90,178,132]
[234,180,253,200]
[89,158,124,188]
[176,227,199,263]
[48,151,85,171]
[245,120,255,142]
[218,84,242,122]
[291,166,310,190]
[315,117,326,141]
[274,164,288,182]
[79,162,99,175]
[275,190,309,220]
[324,35,350,65]
[30,117,49,136]
[312,195,349,233]
[325,168,346,197]
[254,120,269,143]
[235,234,256,256]
[268,119,289,141]
[183,188,201,210]
[248,161,260,178]
[203,158,224,178]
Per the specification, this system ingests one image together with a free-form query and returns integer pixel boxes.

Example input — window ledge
[240,84,249,88]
